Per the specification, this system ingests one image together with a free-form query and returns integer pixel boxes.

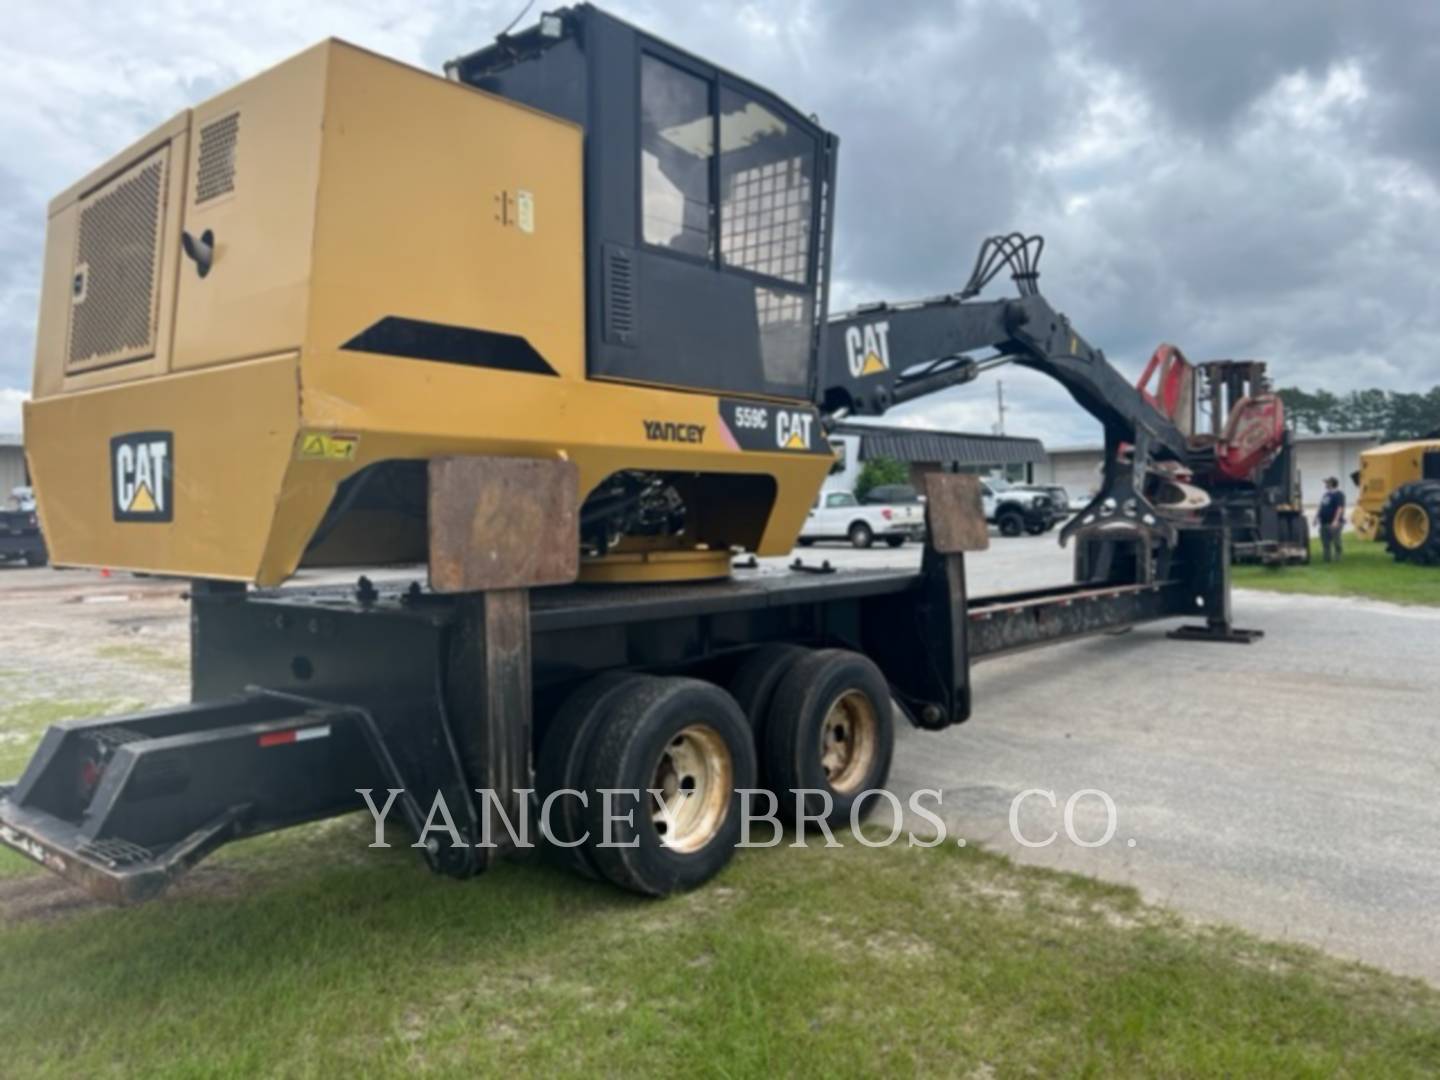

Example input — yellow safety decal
[298,433,359,462]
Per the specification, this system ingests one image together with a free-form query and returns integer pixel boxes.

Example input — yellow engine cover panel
[25,355,301,579]
[170,45,330,372]
[305,44,585,382]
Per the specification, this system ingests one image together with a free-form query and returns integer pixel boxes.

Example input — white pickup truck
[798,490,926,549]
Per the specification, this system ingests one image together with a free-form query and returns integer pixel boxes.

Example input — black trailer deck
[0,527,1250,902]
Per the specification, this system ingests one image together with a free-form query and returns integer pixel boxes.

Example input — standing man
[1317,476,1346,562]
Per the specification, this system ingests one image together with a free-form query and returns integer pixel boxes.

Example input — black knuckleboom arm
[819,235,1194,545]
[822,291,1188,463]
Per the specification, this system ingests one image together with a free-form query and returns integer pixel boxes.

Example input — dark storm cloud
[1078,0,1440,180]
[1074,0,1349,134]
[3,1,1440,443]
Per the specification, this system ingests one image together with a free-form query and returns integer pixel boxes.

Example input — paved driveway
[790,536,1440,983]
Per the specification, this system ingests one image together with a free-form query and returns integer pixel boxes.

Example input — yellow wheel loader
[2,5,1278,903]
[1353,437,1440,563]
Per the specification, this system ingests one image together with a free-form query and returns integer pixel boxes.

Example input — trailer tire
[728,644,808,744]
[848,521,874,548]
[536,672,656,880]
[762,649,894,828]
[582,677,756,896]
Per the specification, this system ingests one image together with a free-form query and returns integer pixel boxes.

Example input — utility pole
[993,379,1007,435]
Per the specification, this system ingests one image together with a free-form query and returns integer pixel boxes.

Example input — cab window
[640,59,817,293]
[718,87,814,286]
[826,492,856,508]
[640,56,714,258]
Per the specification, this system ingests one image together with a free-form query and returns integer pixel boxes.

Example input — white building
[821,423,1046,495]
[1033,431,1381,508]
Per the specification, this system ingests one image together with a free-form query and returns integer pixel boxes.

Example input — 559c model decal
[717,400,830,455]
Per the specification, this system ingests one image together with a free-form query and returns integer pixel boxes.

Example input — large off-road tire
[581,677,756,896]
[1024,521,1046,536]
[536,672,655,879]
[996,508,1024,537]
[761,648,895,828]
[884,536,906,548]
[848,521,874,548]
[1382,481,1440,565]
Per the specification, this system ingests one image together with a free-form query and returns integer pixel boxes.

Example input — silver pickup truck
[981,478,1067,537]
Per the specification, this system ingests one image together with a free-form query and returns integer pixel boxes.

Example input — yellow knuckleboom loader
[3,6,1278,903]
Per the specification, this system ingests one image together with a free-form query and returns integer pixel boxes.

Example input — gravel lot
[2,534,1436,983]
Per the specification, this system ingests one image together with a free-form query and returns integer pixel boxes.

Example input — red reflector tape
[258,724,332,748]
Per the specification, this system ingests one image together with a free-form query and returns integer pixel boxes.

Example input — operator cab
[449,4,838,403]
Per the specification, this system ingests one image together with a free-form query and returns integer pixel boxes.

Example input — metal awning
[831,423,1045,468]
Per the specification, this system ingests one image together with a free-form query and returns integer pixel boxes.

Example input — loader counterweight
[27,34,837,586]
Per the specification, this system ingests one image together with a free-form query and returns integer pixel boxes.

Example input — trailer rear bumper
[0,694,395,902]
[0,790,246,903]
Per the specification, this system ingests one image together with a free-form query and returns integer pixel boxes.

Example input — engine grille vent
[603,244,636,345]
[67,151,168,368]
[195,111,240,204]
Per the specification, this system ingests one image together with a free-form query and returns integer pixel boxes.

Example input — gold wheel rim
[1394,504,1430,549]
[819,690,878,794]
[650,724,732,853]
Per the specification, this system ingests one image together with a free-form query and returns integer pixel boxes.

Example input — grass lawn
[1233,537,1440,606]
[3,676,1440,1074]
[1,812,1438,1076]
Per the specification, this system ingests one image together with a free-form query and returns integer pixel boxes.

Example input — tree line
[1276,386,1440,442]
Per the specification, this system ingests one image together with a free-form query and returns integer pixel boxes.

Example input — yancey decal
[642,420,706,444]
[844,320,891,378]
[111,431,173,523]
[717,400,830,455]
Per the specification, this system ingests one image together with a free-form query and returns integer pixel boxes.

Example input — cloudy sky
[3,0,1439,444]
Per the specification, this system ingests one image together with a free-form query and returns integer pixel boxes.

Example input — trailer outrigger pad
[1167,623,1265,645]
